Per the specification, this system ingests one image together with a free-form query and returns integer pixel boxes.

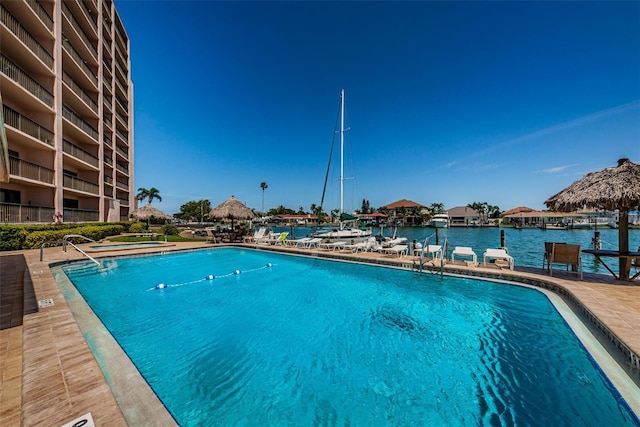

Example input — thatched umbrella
[130,204,173,221]
[545,158,640,280]
[209,195,256,228]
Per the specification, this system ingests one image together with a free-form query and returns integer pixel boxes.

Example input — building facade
[0,0,133,223]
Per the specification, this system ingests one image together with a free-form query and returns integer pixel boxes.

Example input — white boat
[570,217,615,229]
[430,213,449,228]
[314,89,372,243]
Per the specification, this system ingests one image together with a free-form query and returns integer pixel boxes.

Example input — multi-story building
[0,0,133,223]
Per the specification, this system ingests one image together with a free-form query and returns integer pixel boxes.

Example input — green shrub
[23,224,125,249]
[0,225,29,251]
[128,222,148,233]
[161,224,179,235]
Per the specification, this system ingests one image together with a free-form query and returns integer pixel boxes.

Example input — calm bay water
[273,225,640,276]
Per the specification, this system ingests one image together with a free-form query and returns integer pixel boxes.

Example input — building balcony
[62,71,99,115]
[62,35,98,85]
[3,105,54,148]
[9,156,55,185]
[115,144,128,160]
[1,54,54,108]
[115,179,128,191]
[62,104,99,141]
[0,3,54,69]
[25,0,54,32]
[64,208,99,222]
[0,202,55,223]
[63,140,99,168]
[63,174,99,195]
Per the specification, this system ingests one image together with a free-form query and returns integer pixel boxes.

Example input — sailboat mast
[340,88,344,214]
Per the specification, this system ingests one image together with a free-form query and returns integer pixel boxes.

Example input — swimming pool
[60,248,639,426]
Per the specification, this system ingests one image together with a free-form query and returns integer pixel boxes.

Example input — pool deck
[1,241,639,426]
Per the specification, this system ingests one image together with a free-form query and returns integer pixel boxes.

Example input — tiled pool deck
[1,241,639,426]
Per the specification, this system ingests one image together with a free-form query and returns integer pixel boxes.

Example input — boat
[314,89,372,243]
[430,213,449,228]
[569,217,615,229]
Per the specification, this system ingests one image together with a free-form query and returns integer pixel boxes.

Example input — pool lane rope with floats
[150,263,274,290]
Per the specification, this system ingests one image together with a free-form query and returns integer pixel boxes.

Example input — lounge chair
[319,241,347,251]
[381,244,408,257]
[243,226,267,243]
[346,237,377,253]
[451,246,478,267]
[204,228,217,243]
[546,243,582,279]
[483,248,514,270]
[255,231,275,244]
[289,237,313,247]
[301,237,322,248]
[382,237,408,248]
[414,244,442,259]
[271,232,289,246]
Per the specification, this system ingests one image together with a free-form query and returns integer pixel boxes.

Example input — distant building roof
[447,206,480,217]
[379,199,426,209]
[502,206,536,216]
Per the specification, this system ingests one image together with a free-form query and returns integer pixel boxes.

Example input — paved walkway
[1,241,638,426]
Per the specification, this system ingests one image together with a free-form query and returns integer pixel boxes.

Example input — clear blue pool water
[61,248,638,426]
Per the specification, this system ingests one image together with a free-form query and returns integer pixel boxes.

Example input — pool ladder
[417,236,448,277]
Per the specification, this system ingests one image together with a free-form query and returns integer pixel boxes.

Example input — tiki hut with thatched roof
[545,158,640,280]
[209,195,256,228]
[130,205,173,221]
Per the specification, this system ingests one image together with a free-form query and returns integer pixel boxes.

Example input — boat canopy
[340,213,358,221]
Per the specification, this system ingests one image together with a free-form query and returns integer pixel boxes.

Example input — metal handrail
[62,234,96,251]
[65,241,101,266]
[40,239,63,261]
[440,238,449,276]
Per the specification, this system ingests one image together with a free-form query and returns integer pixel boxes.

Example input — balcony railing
[9,156,55,184]
[62,104,99,140]
[115,111,127,127]
[3,105,54,147]
[1,54,54,107]
[0,4,54,68]
[61,2,98,59]
[64,208,99,222]
[62,71,98,114]
[63,174,99,195]
[62,35,98,84]
[115,179,128,191]
[115,128,128,143]
[0,203,55,223]
[115,94,128,113]
[63,139,99,168]
[78,0,97,31]
[115,145,128,160]
[115,163,129,175]
[26,0,53,31]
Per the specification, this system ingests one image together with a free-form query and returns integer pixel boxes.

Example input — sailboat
[314,89,372,242]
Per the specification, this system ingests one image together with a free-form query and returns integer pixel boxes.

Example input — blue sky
[116,1,640,215]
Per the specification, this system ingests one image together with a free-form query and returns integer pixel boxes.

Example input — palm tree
[137,187,162,205]
[260,182,268,213]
